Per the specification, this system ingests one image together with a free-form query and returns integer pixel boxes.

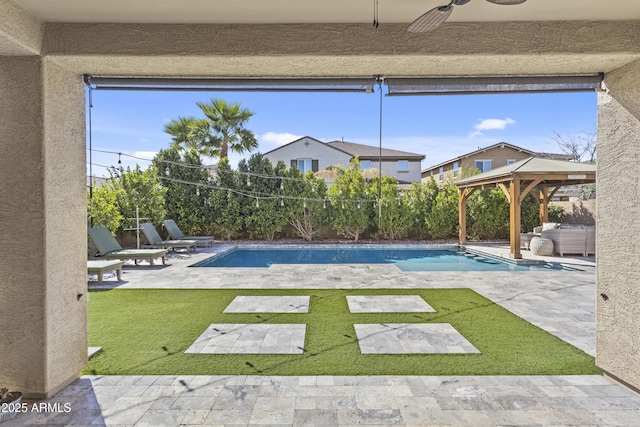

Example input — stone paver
[346,295,435,313]
[355,323,481,354]
[12,243,638,426]
[223,295,310,313]
[185,324,306,354]
[8,375,640,426]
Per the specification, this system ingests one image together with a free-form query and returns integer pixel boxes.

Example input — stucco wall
[596,89,640,389]
[0,57,86,398]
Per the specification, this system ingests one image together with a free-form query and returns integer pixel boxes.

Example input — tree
[285,169,331,241]
[328,158,373,241]
[153,147,211,235]
[377,176,412,240]
[88,178,124,233]
[550,131,597,162]
[467,189,510,240]
[404,178,440,239]
[208,159,244,240]
[424,182,458,240]
[197,98,258,159]
[111,165,166,228]
[239,154,289,240]
[163,116,220,158]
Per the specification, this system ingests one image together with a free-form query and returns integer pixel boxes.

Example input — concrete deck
[10,242,638,426]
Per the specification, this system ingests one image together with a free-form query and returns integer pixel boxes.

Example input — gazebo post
[509,179,522,259]
[458,187,477,245]
[539,186,549,224]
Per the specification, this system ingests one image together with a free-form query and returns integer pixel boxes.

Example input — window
[360,160,371,170]
[439,167,444,181]
[291,159,318,172]
[453,162,459,178]
[398,160,409,172]
[507,159,516,165]
[475,160,492,173]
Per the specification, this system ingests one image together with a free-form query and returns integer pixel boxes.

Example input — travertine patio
[9,243,638,426]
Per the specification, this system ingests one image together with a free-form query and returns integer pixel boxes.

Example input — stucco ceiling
[13,0,640,24]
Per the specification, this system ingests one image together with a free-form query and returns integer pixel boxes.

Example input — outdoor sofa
[534,223,596,257]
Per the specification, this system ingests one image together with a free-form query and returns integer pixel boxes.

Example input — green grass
[84,288,600,376]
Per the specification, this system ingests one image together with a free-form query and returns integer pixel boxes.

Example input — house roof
[326,140,425,160]
[263,136,425,160]
[421,142,573,172]
[456,156,596,186]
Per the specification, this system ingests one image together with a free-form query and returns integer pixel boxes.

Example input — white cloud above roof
[260,132,303,146]
[470,117,516,137]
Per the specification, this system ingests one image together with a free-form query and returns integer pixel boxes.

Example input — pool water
[191,247,567,272]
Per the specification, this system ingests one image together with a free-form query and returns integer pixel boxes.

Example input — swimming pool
[191,246,569,272]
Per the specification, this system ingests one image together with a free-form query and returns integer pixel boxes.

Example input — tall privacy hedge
[89,153,550,242]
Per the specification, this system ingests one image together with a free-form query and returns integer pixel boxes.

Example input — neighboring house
[421,142,573,185]
[264,136,426,183]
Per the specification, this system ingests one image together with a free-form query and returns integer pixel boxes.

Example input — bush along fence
[87,150,566,242]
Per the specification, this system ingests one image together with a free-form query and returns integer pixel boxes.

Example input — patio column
[0,57,87,398]
[596,60,640,391]
[509,180,522,259]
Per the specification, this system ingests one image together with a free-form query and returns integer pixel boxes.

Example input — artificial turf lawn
[84,288,601,376]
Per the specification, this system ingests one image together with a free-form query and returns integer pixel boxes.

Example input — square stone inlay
[347,295,435,313]
[223,296,310,313]
[354,323,480,354]
[185,324,306,354]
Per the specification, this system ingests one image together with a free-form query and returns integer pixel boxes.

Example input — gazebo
[455,157,596,259]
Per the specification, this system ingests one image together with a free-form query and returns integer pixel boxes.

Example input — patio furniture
[88,260,124,284]
[88,226,168,265]
[162,219,214,247]
[140,222,197,252]
[530,237,554,256]
[520,232,535,250]
[541,226,595,257]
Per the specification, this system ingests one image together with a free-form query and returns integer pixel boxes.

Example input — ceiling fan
[408,0,527,33]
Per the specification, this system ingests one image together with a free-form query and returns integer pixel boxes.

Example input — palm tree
[163,116,220,158]
[196,99,258,159]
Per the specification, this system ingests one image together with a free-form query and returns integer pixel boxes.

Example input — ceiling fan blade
[486,0,527,4]
[407,5,453,33]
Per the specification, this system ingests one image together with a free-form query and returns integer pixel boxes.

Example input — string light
[256,199,259,208]
[88,148,391,207]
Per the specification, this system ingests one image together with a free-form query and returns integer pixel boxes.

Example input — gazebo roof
[456,157,596,188]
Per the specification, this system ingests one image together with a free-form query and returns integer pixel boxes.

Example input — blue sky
[87,88,597,177]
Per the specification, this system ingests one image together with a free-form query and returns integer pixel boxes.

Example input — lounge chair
[87,260,124,284]
[162,219,214,247]
[88,226,168,266]
[140,222,197,252]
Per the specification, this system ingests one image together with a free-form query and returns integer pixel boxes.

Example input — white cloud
[260,132,303,146]
[469,117,516,138]
[131,151,158,160]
